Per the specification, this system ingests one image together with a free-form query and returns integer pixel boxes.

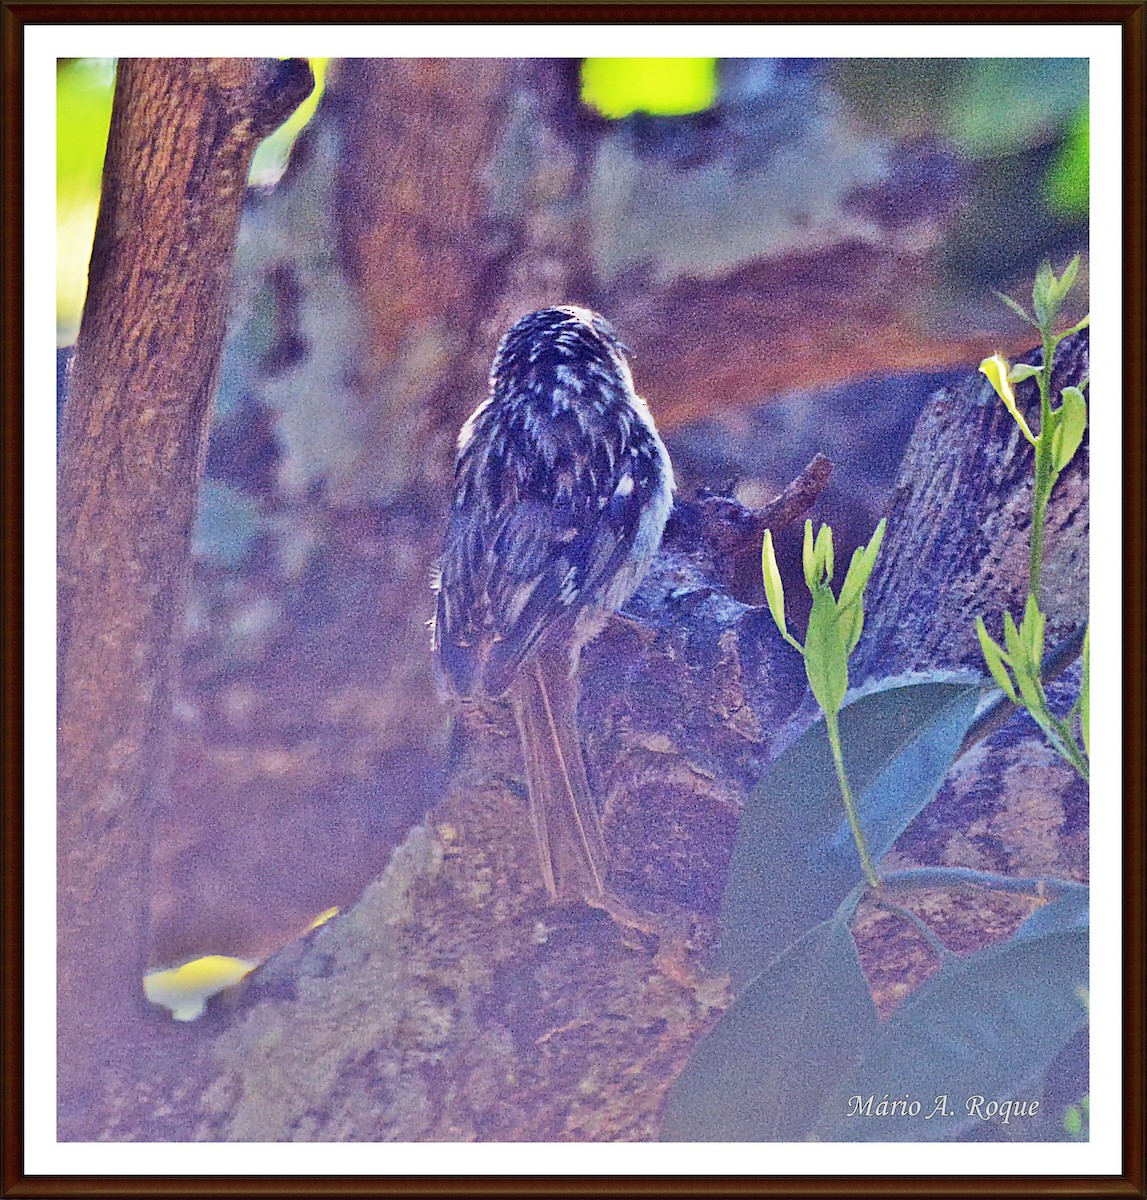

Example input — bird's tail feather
[511,654,609,900]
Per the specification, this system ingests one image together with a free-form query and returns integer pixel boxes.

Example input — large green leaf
[813,906,1088,1142]
[661,915,878,1142]
[720,680,983,987]
[1011,884,1089,942]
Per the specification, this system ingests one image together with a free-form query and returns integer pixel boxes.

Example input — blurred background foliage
[829,58,1086,158]
[57,57,115,343]
[57,56,1088,344]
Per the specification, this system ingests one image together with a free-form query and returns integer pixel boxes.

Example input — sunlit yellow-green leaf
[980,354,1036,444]
[838,599,865,656]
[1060,313,1092,339]
[837,518,885,613]
[802,519,817,591]
[1021,593,1046,668]
[57,58,116,344]
[581,58,717,119]
[1055,253,1081,302]
[143,954,258,1022]
[814,523,834,583]
[1032,259,1055,326]
[1052,386,1088,471]
[761,528,788,639]
[1002,610,1023,664]
[804,587,848,717]
[976,617,1017,702]
[837,548,867,613]
[1007,362,1042,384]
[995,290,1038,328]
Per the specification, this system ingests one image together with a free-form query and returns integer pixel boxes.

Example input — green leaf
[1064,1105,1084,1138]
[1007,362,1042,384]
[1002,611,1023,664]
[838,600,865,657]
[1060,313,1091,339]
[1012,886,1089,942]
[581,57,718,120]
[1013,656,1047,719]
[1055,254,1081,302]
[802,519,817,590]
[661,916,878,1141]
[863,515,886,573]
[814,523,835,583]
[979,355,1036,443]
[949,58,1087,157]
[760,528,789,639]
[994,290,1038,328]
[720,680,983,986]
[837,548,868,612]
[1080,624,1090,756]
[838,518,886,612]
[1044,106,1089,218]
[1021,594,1046,667]
[1051,386,1088,471]
[976,617,1017,702]
[804,587,848,717]
[813,921,1088,1141]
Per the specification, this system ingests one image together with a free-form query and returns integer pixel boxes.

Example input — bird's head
[489,305,636,408]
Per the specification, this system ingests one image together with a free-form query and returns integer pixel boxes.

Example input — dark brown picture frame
[6,5,1144,1195]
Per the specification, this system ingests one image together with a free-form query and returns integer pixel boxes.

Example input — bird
[433,306,675,901]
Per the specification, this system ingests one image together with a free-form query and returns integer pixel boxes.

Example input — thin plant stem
[1012,325,1089,783]
[1029,331,1057,602]
[1052,717,1090,781]
[960,624,1086,755]
[824,709,880,890]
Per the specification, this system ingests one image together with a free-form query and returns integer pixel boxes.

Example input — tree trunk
[96,333,1087,1141]
[56,56,312,1137]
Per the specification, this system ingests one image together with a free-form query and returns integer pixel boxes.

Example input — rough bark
[101,334,1087,1141]
[856,332,1089,681]
[56,57,313,1137]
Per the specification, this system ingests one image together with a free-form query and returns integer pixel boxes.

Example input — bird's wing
[436,402,658,698]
